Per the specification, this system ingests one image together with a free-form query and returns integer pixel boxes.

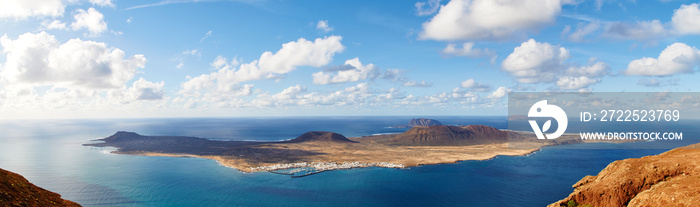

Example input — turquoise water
[0,117,695,206]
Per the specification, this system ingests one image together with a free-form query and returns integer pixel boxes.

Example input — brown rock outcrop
[0,168,81,207]
[549,143,700,207]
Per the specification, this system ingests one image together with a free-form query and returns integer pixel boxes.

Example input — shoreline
[110,145,540,173]
[85,126,582,176]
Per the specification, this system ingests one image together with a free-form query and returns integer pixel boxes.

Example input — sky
[1,0,700,119]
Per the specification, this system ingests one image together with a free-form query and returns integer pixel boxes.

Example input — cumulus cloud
[316,20,333,32]
[0,32,147,89]
[403,80,432,87]
[415,0,441,16]
[89,0,115,7]
[487,86,509,99]
[588,3,700,41]
[251,85,307,107]
[257,36,345,75]
[460,79,491,92]
[0,0,65,19]
[125,78,165,100]
[419,0,565,41]
[502,39,609,90]
[250,83,374,108]
[71,8,108,37]
[180,36,344,106]
[312,58,376,84]
[441,42,495,58]
[555,76,598,90]
[0,32,163,117]
[502,39,570,83]
[624,42,700,76]
[672,3,700,35]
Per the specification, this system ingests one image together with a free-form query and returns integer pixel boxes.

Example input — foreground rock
[549,143,700,207]
[0,168,81,207]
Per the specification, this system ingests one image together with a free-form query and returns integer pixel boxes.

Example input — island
[393,118,442,128]
[85,122,590,177]
[549,143,700,207]
[0,168,81,207]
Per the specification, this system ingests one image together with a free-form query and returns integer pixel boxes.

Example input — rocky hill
[389,125,509,146]
[287,131,357,143]
[549,143,700,207]
[0,168,81,207]
[394,118,442,128]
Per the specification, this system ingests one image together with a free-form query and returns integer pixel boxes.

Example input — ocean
[0,116,696,206]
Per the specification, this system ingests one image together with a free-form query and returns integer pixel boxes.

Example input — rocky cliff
[0,168,81,207]
[549,143,700,207]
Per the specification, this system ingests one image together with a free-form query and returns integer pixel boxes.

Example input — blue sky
[1,0,700,119]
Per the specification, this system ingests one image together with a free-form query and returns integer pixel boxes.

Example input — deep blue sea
[0,116,697,207]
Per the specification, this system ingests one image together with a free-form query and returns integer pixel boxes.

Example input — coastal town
[250,162,406,177]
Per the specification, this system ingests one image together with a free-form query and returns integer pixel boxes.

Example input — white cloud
[419,0,565,41]
[257,36,345,75]
[182,49,200,56]
[0,32,147,89]
[250,83,374,108]
[316,20,333,32]
[250,85,307,107]
[126,17,132,23]
[602,20,667,41]
[590,3,700,41]
[403,80,432,87]
[565,59,609,77]
[441,42,495,58]
[381,68,402,81]
[90,0,115,7]
[71,7,108,37]
[312,57,376,84]
[567,21,600,42]
[41,19,67,30]
[487,86,509,99]
[377,88,407,100]
[556,76,598,90]
[415,0,441,16]
[624,42,700,76]
[502,39,609,90]
[671,3,700,35]
[200,30,213,42]
[502,39,570,83]
[175,49,201,69]
[125,78,165,100]
[0,32,163,117]
[0,0,65,19]
[460,79,491,91]
[180,36,344,106]
[638,78,661,87]
[210,55,240,69]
